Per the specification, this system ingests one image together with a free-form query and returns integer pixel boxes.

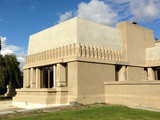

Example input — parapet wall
[146,46,160,61]
[27,17,123,55]
[145,42,160,67]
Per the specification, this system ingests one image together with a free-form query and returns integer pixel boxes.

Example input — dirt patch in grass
[1,103,160,120]
[0,104,108,119]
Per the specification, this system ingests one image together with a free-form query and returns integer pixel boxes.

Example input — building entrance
[42,66,54,88]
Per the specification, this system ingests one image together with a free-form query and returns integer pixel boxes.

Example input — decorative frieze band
[25,43,126,64]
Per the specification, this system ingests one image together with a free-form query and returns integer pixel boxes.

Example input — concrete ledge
[104,81,160,85]
[16,88,56,92]
[16,87,68,92]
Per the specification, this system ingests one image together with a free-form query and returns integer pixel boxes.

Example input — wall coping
[104,81,160,85]
[16,87,68,92]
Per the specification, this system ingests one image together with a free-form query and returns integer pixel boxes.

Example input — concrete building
[13,17,160,109]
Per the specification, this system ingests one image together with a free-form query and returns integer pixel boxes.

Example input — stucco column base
[77,94,105,105]
[12,87,68,108]
[55,87,68,104]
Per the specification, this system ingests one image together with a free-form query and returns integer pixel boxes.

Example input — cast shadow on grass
[0,95,12,101]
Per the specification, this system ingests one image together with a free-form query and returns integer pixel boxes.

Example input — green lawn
[6,105,160,120]
[0,95,3,97]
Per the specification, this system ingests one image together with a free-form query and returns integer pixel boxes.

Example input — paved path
[0,100,23,112]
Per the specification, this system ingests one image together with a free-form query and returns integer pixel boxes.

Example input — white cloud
[58,11,74,23]
[129,0,160,22]
[16,53,26,69]
[58,0,117,26]
[1,37,21,55]
[0,37,26,68]
[77,0,117,25]
[58,0,160,25]
[107,0,160,23]
[107,0,129,4]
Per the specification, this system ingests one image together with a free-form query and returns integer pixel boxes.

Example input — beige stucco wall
[13,87,68,108]
[27,18,77,55]
[117,22,154,66]
[27,17,123,55]
[77,18,123,50]
[146,44,160,61]
[104,81,160,109]
[155,42,160,47]
[67,62,78,102]
[27,18,157,67]
[76,62,115,104]
[126,66,147,81]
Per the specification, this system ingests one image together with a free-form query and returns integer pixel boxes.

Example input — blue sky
[0,0,160,67]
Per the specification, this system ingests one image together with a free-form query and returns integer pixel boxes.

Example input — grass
[4,105,160,120]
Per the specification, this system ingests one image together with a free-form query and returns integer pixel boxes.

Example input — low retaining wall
[13,87,68,108]
[104,81,160,109]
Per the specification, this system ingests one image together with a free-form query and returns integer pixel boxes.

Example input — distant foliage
[0,39,23,95]
[155,37,159,41]
[0,38,2,53]
[0,55,6,94]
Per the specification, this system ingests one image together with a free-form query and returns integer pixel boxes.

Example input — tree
[0,37,22,95]
[0,55,6,94]
[155,37,159,41]
[4,54,22,89]
[0,37,2,54]
[0,54,23,95]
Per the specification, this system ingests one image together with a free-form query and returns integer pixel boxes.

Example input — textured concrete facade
[27,17,123,55]
[13,17,160,109]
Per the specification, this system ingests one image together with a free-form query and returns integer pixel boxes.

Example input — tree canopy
[0,39,22,94]
[0,37,2,53]
[155,37,159,41]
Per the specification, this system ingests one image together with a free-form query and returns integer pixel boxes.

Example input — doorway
[42,66,54,88]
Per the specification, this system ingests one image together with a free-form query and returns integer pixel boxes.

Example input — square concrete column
[148,68,155,80]
[48,69,50,88]
[53,65,57,87]
[40,70,44,88]
[119,66,126,81]
[36,68,41,89]
[23,69,30,88]
[30,68,36,88]
[56,63,67,87]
